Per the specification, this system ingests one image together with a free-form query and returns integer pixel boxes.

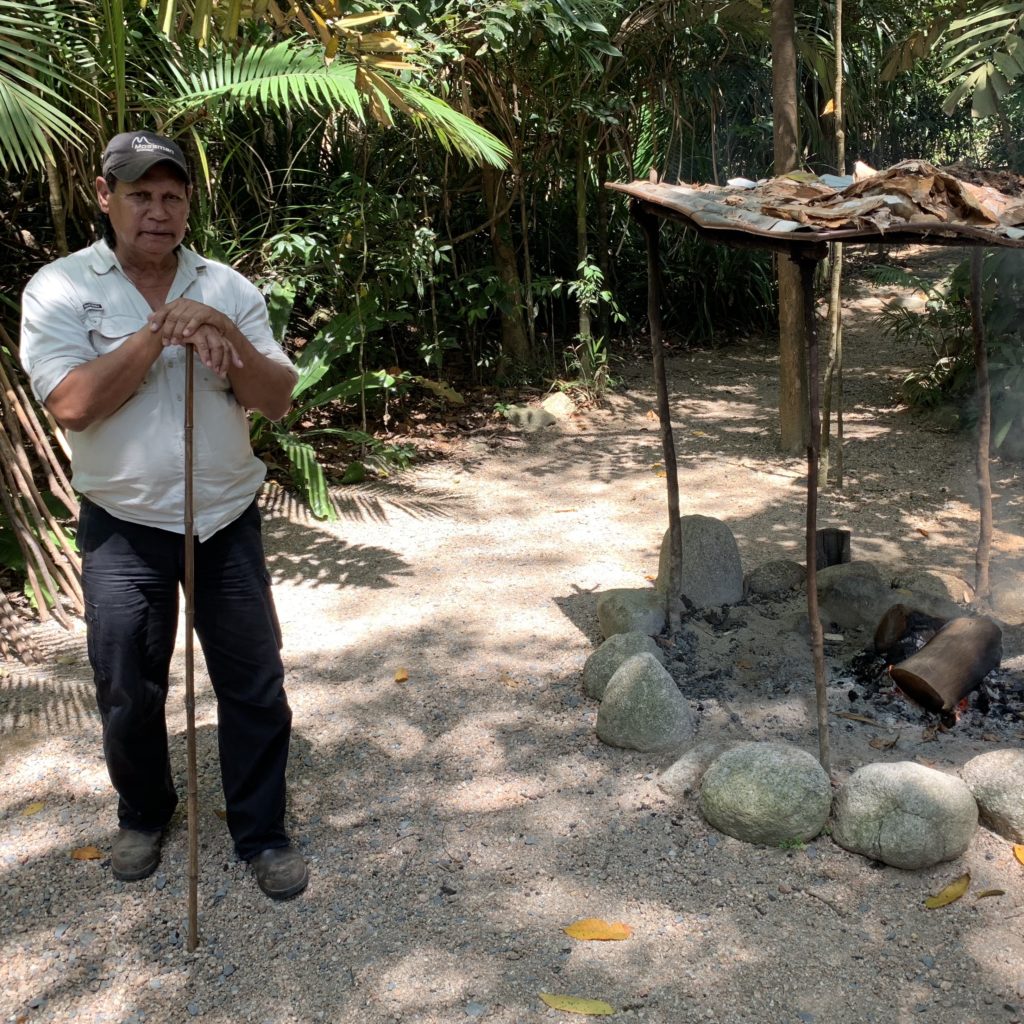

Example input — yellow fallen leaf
[692,429,710,437]
[213,808,227,820]
[644,574,656,582]
[539,993,615,1016]
[1013,844,1024,867]
[20,801,45,817]
[645,410,657,420]
[655,471,667,478]
[976,889,1005,899]
[924,872,970,909]
[562,918,632,941]
[71,845,103,861]
[395,668,409,683]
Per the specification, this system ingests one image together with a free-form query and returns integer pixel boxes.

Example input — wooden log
[815,527,850,570]
[873,603,947,658]
[888,616,1002,714]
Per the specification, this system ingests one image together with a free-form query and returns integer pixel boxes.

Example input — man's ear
[95,176,112,213]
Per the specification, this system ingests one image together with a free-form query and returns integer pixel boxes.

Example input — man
[20,131,308,900]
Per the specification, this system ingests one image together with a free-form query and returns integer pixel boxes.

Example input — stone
[961,749,1024,843]
[504,404,556,431]
[583,632,665,701]
[596,588,666,639]
[658,740,739,800]
[817,561,902,631]
[744,559,806,598]
[698,742,831,846]
[892,568,974,612]
[831,761,978,869]
[540,391,575,419]
[596,653,694,752]
[655,515,743,609]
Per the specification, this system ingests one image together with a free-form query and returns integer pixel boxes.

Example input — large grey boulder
[831,761,978,869]
[583,632,665,701]
[596,654,694,752]
[817,562,900,631]
[596,588,666,639]
[892,568,973,617]
[744,560,806,599]
[698,742,831,846]
[961,749,1024,843]
[655,515,743,609]
[658,740,739,800]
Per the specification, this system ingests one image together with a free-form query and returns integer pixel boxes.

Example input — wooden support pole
[796,255,830,774]
[634,202,683,631]
[970,249,992,603]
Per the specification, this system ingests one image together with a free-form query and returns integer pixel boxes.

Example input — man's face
[96,165,192,260]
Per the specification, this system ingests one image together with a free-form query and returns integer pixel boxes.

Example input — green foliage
[875,253,1024,457]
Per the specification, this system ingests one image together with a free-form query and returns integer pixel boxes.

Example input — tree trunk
[481,166,531,368]
[576,140,592,347]
[772,0,808,453]
[595,149,612,341]
[821,0,845,485]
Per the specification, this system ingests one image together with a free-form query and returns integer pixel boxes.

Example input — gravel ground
[3,249,1024,1024]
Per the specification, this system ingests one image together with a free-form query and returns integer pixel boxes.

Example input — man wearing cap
[20,131,308,900]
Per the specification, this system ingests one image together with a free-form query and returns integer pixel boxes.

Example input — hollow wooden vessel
[888,616,1002,714]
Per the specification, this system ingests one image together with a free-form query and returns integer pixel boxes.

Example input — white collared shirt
[20,239,298,541]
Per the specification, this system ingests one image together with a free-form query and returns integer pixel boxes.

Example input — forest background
[0,0,1022,631]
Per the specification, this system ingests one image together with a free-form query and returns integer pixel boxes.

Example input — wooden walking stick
[184,352,200,951]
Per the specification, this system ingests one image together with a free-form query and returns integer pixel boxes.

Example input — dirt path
[3,248,1024,1024]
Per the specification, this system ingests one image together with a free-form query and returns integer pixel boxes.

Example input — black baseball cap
[101,131,190,182]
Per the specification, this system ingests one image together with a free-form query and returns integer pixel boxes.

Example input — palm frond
[164,38,509,168]
[165,40,362,120]
[0,1,91,171]
[939,1,1024,116]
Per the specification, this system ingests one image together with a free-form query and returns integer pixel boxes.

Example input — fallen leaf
[645,410,657,420]
[869,734,899,750]
[736,659,753,670]
[981,732,999,742]
[916,527,930,538]
[975,889,1005,899]
[915,755,938,768]
[1013,844,1024,867]
[70,845,103,861]
[539,993,615,1016]
[655,471,667,478]
[921,725,939,743]
[562,918,632,941]
[214,808,227,820]
[20,801,45,817]
[394,668,409,683]
[924,872,970,909]
[692,429,710,437]
[836,712,879,726]
[644,574,656,582]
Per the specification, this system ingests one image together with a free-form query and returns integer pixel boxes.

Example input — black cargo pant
[78,498,291,860]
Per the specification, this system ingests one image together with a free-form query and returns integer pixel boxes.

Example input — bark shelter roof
[608,159,1024,253]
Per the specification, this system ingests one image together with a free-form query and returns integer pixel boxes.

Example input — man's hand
[149,298,244,377]
[166,323,243,378]
[148,298,228,345]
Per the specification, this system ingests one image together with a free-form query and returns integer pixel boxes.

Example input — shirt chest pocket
[86,313,144,355]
